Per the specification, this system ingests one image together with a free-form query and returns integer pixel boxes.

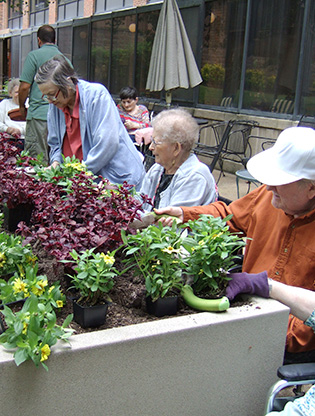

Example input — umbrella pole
[165,91,172,107]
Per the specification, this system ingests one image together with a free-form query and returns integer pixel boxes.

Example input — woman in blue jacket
[35,55,144,190]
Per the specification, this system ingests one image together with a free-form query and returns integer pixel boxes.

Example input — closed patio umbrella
[146,0,202,105]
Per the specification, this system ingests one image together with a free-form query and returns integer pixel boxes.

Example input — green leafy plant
[121,222,188,302]
[0,264,66,308]
[62,248,118,305]
[0,294,73,371]
[182,215,246,296]
[32,155,96,192]
[201,63,225,86]
[0,232,37,276]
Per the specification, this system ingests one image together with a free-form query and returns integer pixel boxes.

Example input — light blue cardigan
[47,80,145,190]
[139,153,217,211]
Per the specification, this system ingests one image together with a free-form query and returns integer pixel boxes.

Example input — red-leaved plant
[0,136,145,261]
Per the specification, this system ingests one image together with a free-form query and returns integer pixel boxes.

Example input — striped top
[117,104,150,133]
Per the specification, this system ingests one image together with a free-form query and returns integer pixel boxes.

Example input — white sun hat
[247,126,315,186]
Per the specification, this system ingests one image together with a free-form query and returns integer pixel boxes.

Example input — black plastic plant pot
[3,203,33,232]
[0,298,26,310]
[72,300,108,328]
[146,296,179,317]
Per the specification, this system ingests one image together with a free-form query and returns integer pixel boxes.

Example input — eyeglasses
[151,137,163,147]
[41,89,60,103]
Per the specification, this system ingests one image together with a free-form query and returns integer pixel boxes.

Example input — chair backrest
[220,96,233,107]
[298,114,315,129]
[271,98,294,114]
[197,120,230,147]
[222,120,259,162]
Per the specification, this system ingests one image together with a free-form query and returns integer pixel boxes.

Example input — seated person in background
[138,108,217,212]
[155,126,315,364]
[117,86,150,137]
[34,56,145,190]
[0,78,26,137]
[226,273,315,416]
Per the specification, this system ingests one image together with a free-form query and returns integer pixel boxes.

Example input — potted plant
[180,214,246,311]
[63,248,118,328]
[0,231,37,278]
[0,293,73,371]
[121,222,188,317]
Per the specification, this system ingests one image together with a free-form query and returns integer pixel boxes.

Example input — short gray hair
[35,55,78,98]
[7,78,20,95]
[151,108,199,153]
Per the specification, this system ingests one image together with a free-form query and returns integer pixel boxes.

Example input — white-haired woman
[139,108,217,211]
[0,78,26,137]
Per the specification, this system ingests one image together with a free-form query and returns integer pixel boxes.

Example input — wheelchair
[265,362,315,413]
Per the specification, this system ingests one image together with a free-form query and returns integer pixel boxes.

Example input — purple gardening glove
[225,271,269,301]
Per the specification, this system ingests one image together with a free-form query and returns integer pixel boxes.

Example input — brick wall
[133,0,148,6]
[84,0,95,17]
[0,2,8,32]
[48,0,58,24]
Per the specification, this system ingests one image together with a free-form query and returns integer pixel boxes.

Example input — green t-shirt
[20,44,63,121]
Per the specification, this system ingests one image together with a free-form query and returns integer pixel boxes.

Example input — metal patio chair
[235,134,275,198]
[193,119,234,178]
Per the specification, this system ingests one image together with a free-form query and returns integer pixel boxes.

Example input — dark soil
[33,241,203,335]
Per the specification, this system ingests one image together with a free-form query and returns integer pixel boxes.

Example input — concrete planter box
[0,297,289,415]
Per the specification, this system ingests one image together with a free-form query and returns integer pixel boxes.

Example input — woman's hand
[125,120,139,130]
[153,206,184,226]
[45,161,60,170]
[6,127,21,137]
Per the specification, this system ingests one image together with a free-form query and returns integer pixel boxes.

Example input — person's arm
[270,280,315,322]
[82,86,122,174]
[226,273,315,323]
[0,100,9,132]
[139,106,150,128]
[18,81,31,119]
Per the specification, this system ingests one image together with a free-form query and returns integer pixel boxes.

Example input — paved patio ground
[212,168,259,202]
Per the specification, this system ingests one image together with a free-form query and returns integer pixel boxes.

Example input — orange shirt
[182,185,315,353]
[62,86,83,161]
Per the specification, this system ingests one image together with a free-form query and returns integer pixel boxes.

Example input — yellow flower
[65,161,87,172]
[26,255,37,266]
[56,300,64,308]
[32,279,48,296]
[161,246,181,254]
[22,322,28,335]
[100,252,115,265]
[17,264,25,277]
[12,278,28,294]
[48,286,55,294]
[0,251,6,267]
[40,344,51,362]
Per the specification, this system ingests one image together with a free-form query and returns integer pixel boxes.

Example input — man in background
[19,24,65,163]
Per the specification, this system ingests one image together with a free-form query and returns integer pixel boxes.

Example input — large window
[9,0,311,118]
[57,25,73,62]
[135,10,160,96]
[73,23,89,80]
[299,0,315,115]
[243,0,303,114]
[91,19,112,88]
[200,0,247,108]
[110,14,137,94]
[8,0,22,29]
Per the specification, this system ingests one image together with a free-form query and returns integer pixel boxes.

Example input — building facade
[0,0,313,121]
